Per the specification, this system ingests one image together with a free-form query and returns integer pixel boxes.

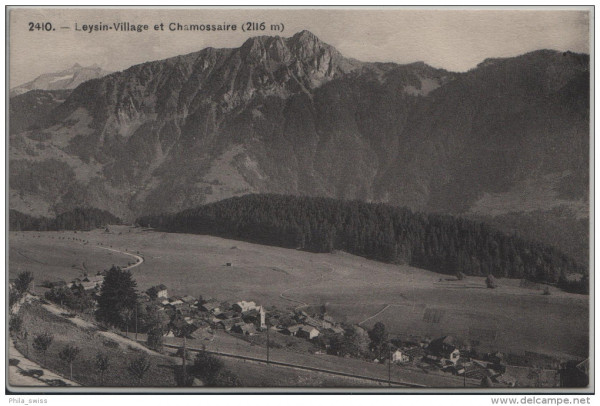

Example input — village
[54,269,532,388]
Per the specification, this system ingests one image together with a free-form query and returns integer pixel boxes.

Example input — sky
[8,7,591,88]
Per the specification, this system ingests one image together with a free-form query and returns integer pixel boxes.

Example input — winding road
[279,287,309,309]
[96,246,144,270]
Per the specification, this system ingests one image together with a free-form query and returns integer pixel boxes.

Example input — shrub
[95,353,110,386]
[32,332,54,366]
[9,315,23,337]
[127,355,152,385]
[146,326,164,351]
[485,274,498,289]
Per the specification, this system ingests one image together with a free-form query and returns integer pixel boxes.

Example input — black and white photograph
[5,6,593,394]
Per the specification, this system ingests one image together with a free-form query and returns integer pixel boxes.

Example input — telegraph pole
[134,304,138,341]
[266,319,270,365]
[388,346,392,387]
[182,334,187,386]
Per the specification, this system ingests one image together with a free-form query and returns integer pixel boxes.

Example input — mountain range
[9,31,590,264]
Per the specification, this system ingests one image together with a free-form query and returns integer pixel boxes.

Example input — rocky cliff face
[9,32,589,262]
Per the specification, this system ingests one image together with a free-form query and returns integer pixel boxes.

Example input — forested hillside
[10,207,121,231]
[137,194,587,289]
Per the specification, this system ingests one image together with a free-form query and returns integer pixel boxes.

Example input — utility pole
[266,319,270,365]
[135,305,138,341]
[182,335,187,386]
[388,346,392,387]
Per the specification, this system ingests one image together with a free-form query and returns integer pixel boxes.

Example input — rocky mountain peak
[238,31,341,67]
[239,35,291,63]
[288,30,322,48]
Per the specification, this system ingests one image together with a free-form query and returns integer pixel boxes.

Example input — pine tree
[96,266,138,327]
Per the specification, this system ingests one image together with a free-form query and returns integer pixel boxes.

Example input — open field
[9,226,589,362]
[9,232,132,287]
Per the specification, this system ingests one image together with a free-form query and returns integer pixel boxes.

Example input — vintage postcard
[6,6,593,394]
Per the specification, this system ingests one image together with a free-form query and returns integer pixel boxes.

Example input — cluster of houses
[389,335,514,386]
[277,309,345,340]
[140,284,352,345]
[49,279,565,387]
[141,284,268,339]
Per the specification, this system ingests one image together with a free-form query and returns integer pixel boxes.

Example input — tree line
[9,208,121,231]
[137,194,587,289]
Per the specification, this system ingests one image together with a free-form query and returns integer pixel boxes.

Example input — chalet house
[232,300,259,313]
[157,287,168,298]
[218,317,243,331]
[463,361,495,380]
[297,326,320,340]
[174,306,196,318]
[181,295,197,304]
[169,297,184,306]
[189,323,212,339]
[232,322,257,336]
[302,316,323,329]
[426,336,460,365]
[69,279,100,291]
[164,317,198,338]
[147,284,168,299]
[391,350,410,364]
[216,310,239,320]
[328,326,345,335]
[81,281,99,291]
[83,275,104,285]
[402,346,426,363]
[200,301,221,313]
[283,325,302,336]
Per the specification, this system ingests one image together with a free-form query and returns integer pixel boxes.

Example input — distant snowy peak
[10,64,111,96]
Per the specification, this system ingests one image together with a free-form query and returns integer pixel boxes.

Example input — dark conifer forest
[136,194,587,290]
[10,207,121,231]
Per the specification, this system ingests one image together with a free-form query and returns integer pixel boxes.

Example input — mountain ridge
[9,31,590,263]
